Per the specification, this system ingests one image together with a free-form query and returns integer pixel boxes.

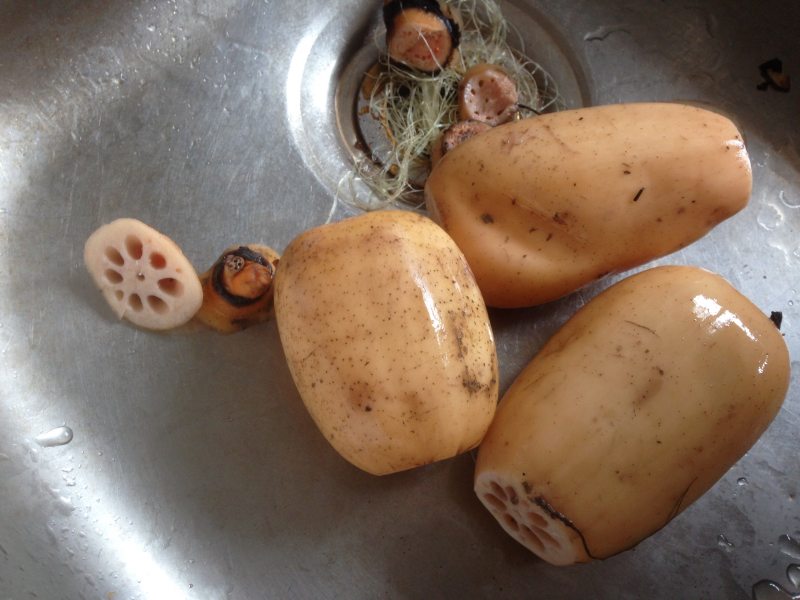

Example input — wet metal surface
[0,0,798,598]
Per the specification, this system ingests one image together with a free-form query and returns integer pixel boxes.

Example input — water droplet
[737,477,749,486]
[56,495,75,515]
[35,426,73,448]
[780,190,800,209]
[146,24,156,32]
[753,580,800,600]
[718,533,735,551]
[787,564,800,589]
[779,534,800,560]
[758,203,785,231]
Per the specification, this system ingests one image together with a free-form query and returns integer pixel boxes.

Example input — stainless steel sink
[1,1,798,598]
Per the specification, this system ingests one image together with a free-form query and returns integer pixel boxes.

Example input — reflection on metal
[0,0,798,597]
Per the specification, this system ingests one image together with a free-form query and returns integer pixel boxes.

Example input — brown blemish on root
[624,320,659,336]
[533,496,598,561]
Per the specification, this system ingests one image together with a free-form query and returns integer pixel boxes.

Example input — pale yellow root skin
[425,103,752,308]
[275,210,499,475]
[475,266,790,564]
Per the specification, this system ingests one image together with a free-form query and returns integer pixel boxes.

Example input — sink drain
[286,0,589,214]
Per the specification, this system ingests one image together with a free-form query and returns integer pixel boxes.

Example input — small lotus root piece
[195,243,280,334]
[458,63,519,126]
[430,120,492,168]
[84,218,203,330]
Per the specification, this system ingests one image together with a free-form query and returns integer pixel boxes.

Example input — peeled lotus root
[84,218,203,330]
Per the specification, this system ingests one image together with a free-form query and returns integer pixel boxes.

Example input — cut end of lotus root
[84,218,203,330]
[475,471,591,565]
[195,243,280,334]
[458,64,519,126]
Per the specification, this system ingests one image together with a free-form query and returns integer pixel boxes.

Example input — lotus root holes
[114,290,124,301]
[534,524,560,548]
[521,526,545,553]
[490,481,508,501]
[158,278,183,297]
[225,254,246,272]
[149,252,167,269]
[505,486,519,505]
[105,246,124,266]
[128,293,143,312]
[481,477,564,555]
[503,513,520,531]
[125,235,143,260]
[528,511,548,529]
[484,493,505,511]
[147,295,168,314]
[105,269,123,284]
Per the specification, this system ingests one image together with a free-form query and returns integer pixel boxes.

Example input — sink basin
[1,0,798,597]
